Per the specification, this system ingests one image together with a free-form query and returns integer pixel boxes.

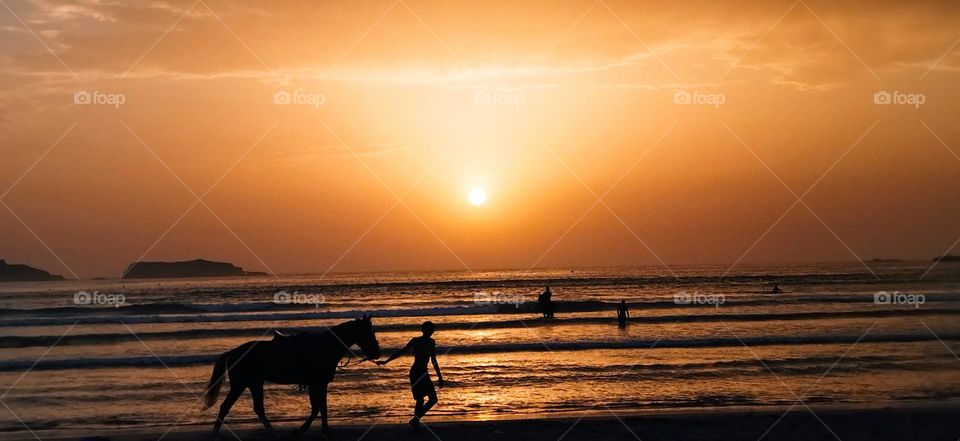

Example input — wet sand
[7,404,959,441]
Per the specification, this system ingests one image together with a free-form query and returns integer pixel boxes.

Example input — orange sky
[2,0,959,278]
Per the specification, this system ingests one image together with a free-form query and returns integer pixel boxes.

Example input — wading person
[617,299,629,327]
[538,286,555,318]
[376,321,444,431]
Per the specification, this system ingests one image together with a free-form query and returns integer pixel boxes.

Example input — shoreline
[5,402,959,441]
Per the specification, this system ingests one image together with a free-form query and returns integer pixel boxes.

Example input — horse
[202,315,381,435]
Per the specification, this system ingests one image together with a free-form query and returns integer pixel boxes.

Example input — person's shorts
[410,370,436,399]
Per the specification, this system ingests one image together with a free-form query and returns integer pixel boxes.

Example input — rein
[338,353,372,368]
[295,354,370,393]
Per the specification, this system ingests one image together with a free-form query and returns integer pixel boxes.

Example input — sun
[468,187,487,206]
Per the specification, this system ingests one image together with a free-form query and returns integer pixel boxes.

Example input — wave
[0,304,499,327]
[2,332,957,372]
[1,307,957,348]
[3,294,960,327]
[2,269,912,297]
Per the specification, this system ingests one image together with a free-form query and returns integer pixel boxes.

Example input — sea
[0,261,958,436]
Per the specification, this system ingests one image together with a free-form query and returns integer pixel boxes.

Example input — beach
[1,263,958,439]
[5,405,959,441]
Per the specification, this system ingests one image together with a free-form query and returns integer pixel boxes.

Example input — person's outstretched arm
[431,344,444,388]
[376,339,413,366]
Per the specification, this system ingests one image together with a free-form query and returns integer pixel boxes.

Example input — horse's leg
[317,382,330,434]
[213,384,245,434]
[249,382,272,431]
[297,383,327,434]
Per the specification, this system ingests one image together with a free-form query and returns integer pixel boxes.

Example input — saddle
[271,329,331,345]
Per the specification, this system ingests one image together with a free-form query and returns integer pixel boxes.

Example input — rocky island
[122,259,267,279]
[0,260,64,282]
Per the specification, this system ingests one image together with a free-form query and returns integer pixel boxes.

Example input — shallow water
[0,262,958,434]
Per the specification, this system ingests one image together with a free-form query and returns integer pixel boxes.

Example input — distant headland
[933,255,960,262]
[0,260,64,282]
[122,259,267,279]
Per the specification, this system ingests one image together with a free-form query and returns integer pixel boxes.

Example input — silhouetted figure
[771,285,782,294]
[538,286,555,318]
[376,321,444,431]
[617,300,629,327]
[203,316,381,435]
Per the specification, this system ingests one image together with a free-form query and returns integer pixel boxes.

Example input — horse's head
[353,314,381,360]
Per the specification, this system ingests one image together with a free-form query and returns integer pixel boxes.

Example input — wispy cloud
[262,144,409,162]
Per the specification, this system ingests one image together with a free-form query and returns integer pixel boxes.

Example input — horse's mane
[276,320,358,345]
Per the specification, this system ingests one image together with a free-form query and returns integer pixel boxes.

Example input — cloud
[1,0,958,93]
[263,144,409,162]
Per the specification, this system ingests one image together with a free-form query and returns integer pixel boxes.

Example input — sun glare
[468,187,488,206]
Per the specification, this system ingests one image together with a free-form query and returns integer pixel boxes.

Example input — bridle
[334,321,377,368]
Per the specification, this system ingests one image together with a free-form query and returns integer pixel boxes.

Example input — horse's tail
[202,352,229,409]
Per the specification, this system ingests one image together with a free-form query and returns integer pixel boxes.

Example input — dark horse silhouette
[202,315,381,435]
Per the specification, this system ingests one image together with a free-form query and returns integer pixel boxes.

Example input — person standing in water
[538,286,555,318]
[376,321,444,431]
[617,300,629,327]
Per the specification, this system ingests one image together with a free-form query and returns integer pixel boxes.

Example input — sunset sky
[2,0,959,278]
